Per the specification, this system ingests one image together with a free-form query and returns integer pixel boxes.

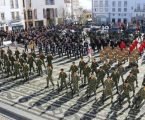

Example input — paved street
[0,44,145,120]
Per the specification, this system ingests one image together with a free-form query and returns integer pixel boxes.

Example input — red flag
[120,41,126,49]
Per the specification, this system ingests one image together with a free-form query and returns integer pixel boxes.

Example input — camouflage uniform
[102,62,111,77]
[59,70,68,90]
[79,59,85,76]
[130,66,139,87]
[22,51,27,62]
[69,63,78,76]
[22,64,29,81]
[87,74,97,97]
[102,77,114,103]
[9,55,16,70]
[47,54,53,68]
[46,66,54,87]
[39,52,46,68]
[83,64,91,85]
[36,58,43,76]
[6,59,12,76]
[118,64,125,83]
[27,55,35,73]
[14,61,21,78]
[15,49,20,60]
[91,59,99,73]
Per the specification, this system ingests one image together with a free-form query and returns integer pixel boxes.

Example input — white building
[92,0,145,25]
[0,0,71,30]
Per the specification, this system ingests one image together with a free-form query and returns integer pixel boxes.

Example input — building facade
[0,0,71,30]
[92,0,145,25]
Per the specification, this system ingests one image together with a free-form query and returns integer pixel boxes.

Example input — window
[137,4,140,10]
[124,8,127,12]
[124,13,126,16]
[112,13,115,16]
[16,11,19,19]
[105,8,108,12]
[46,0,54,5]
[0,0,5,6]
[100,8,103,12]
[94,1,98,7]
[118,13,121,16]
[11,12,15,19]
[124,1,127,7]
[34,9,37,19]
[112,1,116,7]
[118,8,121,12]
[105,0,108,7]
[15,0,19,8]
[118,1,121,7]
[1,13,5,20]
[112,8,115,12]
[10,0,14,8]
[136,14,138,16]
[27,10,32,19]
[100,1,103,7]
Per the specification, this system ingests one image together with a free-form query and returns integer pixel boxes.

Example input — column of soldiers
[0,43,144,109]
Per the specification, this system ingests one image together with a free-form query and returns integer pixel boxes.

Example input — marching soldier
[86,74,97,98]
[27,55,35,73]
[126,72,137,96]
[46,65,54,88]
[118,63,125,83]
[111,69,120,93]
[31,50,37,59]
[47,53,53,68]
[36,58,43,76]
[0,48,5,59]
[22,63,29,82]
[22,50,27,62]
[19,56,26,67]
[7,47,12,58]
[39,52,46,68]
[14,48,20,60]
[83,63,91,85]
[96,66,106,88]
[79,57,85,77]
[6,58,12,77]
[9,54,16,70]
[132,84,145,109]
[69,62,78,76]
[91,58,99,73]
[3,52,8,70]
[118,80,132,107]
[101,76,114,103]
[58,69,68,90]
[71,72,80,96]
[14,60,21,79]
[130,66,139,87]
[102,61,111,77]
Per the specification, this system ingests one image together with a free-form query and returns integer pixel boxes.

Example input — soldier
[46,65,54,88]
[27,55,35,73]
[111,69,120,93]
[31,50,37,59]
[79,57,85,77]
[3,52,8,70]
[96,66,106,88]
[118,80,132,107]
[36,58,43,76]
[58,69,68,90]
[7,47,12,58]
[22,50,27,62]
[14,60,21,79]
[6,58,12,77]
[86,74,97,98]
[132,84,145,109]
[101,76,114,103]
[71,72,80,96]
[0,58,3,71]
[126,72,138,96]
[91,58,99,73]
[47,53,53,68]
[83,63,91,85]
[69,62,78,76]
[19,56,26,67]
[14,48,20,60]
[102,61,111,77]
[22,63,29,82]
[0,48,5,59]
[130,66,139,87]
[118,63,125,83]
[39,52,46,68]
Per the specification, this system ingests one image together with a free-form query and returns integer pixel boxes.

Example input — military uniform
[111,69,120,93]
[118,65,125,83]
[71,73,80,95]
[79,58,85,76]
[27,56,35,73]
[36,58,43,76]
[130,66,139,87]
[83,64,91,85]
[14,61,21,78]
[3,53,8,70]
[102,62,110,77]
[39,52,46,68]
[19,56,26,67]
[7,48,12,58]
[102,77,114,103]
[87,74,97,97]
[46,66,54,88]
[22,51,27,61]
[15,49,20,60]
[59,70,68,90]
[47,54,53,68]
[91,59,99,73]
[9,55,16,70]
[6,59,12,76]
[0,48,4,59]
[22,64,29,81]
[69,63,78,76]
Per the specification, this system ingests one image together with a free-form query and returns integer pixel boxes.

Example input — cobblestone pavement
[0,44,145,120]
